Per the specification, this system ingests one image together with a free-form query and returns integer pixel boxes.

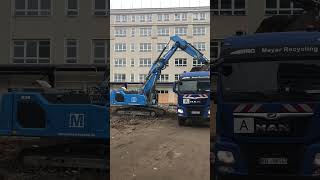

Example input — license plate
[191,111,200,115]
[259,157,288,165]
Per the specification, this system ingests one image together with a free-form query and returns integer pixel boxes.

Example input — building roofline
[110,6,210,14]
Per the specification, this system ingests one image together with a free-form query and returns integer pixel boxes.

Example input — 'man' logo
[69,113,85,128]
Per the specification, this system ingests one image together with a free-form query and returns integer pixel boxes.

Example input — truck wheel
[178,117,186,126]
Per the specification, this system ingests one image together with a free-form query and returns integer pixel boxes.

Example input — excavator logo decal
[69,113,85,128]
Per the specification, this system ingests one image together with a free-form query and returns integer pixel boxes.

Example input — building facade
[0,0,109,93]
[211,0,304,60]
[110,6,210,104]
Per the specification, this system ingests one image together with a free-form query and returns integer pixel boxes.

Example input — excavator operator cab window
[115,92,125,102]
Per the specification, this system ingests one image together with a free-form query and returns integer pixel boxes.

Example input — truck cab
[212,32,320,178]
[174,71,210,126]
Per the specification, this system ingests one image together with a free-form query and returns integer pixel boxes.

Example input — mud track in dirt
[110,114,210,180]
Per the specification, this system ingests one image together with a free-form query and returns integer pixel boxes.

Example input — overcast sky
[111,0,210,9]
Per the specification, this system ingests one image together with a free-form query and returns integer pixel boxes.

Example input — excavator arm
[110,35,209,116]
[142,35,209,101]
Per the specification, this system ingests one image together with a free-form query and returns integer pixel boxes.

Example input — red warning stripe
[282,104,314,113]
[234,104,264,113]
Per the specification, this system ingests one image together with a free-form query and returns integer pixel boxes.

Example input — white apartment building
[110,6,210,104]
[211,0,304,60]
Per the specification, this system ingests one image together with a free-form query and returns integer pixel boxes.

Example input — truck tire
[178,117,186,126]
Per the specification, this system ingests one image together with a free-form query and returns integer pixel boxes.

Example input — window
[193,13,206,20]
[130,74,135,82]
[164,14,169,21]
[92,40,107,63]
[115,15,127,22]
[66,0,78,16]
[213,0,247,15]
[115,15,120,22]
[221,0,232,9]
[181,13,187,21]
[157,90,169,94]
[175,74,180,81]
[119,15,127,22]
[130,58,134,67]
[130,43,135,52]
[174,13,180,21]
[158,14,170,21]
[160,74,169,82]
[193,26,206,36]
[131,28,135,37]
[139,74,147,82]
[139,58,152,67]
[265,0,303,15]
[139,14,145,22]
[139,43,152,52]
[140,27,152,36]
[157,43,167,52]
[13,39,50,63]
[193,42,206,51]
[94,0,108,16]
[157,27,169,36]
[175,58,187,67]
[211,41,222,60]
[131,15,136,22]
[175,27,187,36]
[193,59,204,67]
[65,39,78,63]
[114,58,126,67]
[114,43,126,52]
[15,0,51,16]
[200,12,206,20]
[115,28,126,37]
[114,74,126,82]
[174,13,187,21]
[146,14,152,22]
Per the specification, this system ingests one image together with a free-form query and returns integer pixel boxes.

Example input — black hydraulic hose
[155,40,171,63]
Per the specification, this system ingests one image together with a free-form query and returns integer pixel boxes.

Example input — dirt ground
[0,138,108,180]
[110,113,210,180]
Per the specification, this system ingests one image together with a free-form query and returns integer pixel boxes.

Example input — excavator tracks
[19,141,109,174]
[114,106,166,117]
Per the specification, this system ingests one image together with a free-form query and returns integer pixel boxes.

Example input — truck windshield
[222,60,320,101]
[178,80,210,94]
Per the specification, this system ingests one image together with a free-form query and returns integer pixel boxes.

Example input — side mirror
[173,82,178,93]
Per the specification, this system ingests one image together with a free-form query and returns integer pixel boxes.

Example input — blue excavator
[0,66,109,171]
[110,35,210,117]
